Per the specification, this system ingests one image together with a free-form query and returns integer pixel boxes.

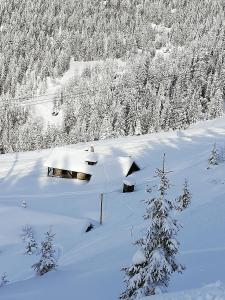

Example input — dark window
[86,161,97,165]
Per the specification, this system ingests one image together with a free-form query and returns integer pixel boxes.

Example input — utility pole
[162,153,166,172]
[100,193,103,225]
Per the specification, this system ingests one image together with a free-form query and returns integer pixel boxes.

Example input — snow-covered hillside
[1,117,225,299]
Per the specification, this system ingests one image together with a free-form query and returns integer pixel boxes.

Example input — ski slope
[1,116,225,299]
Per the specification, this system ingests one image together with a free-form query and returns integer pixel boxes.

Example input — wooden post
[162,153,166,172]
[100,193,103,225]
[130,225,133,240]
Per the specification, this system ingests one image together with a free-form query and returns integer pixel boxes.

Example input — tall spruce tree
[120,154,184,299]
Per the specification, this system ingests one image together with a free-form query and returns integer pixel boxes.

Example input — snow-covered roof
[44,149,93,174]
[44,148,137,182]
[123,178,136,186]
[84,152,98,163]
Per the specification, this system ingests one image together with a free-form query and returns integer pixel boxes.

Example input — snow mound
[142,282,225,300]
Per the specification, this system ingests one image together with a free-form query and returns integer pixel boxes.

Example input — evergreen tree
[21,200,27,208]
[134,119,142,135]
[21,225,38,255]
[120,154,184,299]
[176,179,191,212]
[0,273,9,287]
[208,143,219,167]
[32,229,57,276]
[99,115,114,140]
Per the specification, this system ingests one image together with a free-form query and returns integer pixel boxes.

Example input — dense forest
[0,0,225,152]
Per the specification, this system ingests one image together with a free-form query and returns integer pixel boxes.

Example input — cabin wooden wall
[48,167,91,181]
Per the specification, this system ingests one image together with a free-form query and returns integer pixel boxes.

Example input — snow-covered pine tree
[21,200,27,208]
[32,228,57,276]
[176,179,191,212]
[21,225,38,255]
[99,115,114,140]
[120,154,184,299]
[208,143,219,167]
[134,119,142,135]
[0,273,9,287]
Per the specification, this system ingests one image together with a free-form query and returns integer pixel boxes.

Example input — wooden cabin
[44,148,140,183]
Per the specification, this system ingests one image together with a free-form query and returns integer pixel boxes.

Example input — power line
[0,88,102,107]
[0,69,202,108]
[6,91,62,101]
[0,70,194,107]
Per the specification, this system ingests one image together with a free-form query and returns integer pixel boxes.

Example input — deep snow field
[1,117,225,299]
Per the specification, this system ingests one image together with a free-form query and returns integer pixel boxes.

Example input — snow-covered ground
[142,282,225,300]
[1,116,225,299]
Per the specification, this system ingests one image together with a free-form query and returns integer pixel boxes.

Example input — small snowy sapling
[176,179,191,211]
[32,228,57,276]
[208,143,219,168]
[0,273,9,287]
[21,200,27,208]
[21,225,38,255]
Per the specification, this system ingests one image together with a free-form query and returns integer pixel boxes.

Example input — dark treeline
[0,0,225,152]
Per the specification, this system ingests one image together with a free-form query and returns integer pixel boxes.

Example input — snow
[151,23,171,34]
[155,46,172,59]
[1,116,225,299]
[141,282,225,300]
[132,249,146,265]
[85,152,98,163]
[123,178,135,186]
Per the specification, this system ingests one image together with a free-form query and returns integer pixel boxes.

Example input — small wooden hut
[85,152,98,165]
[123,179,135,193]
